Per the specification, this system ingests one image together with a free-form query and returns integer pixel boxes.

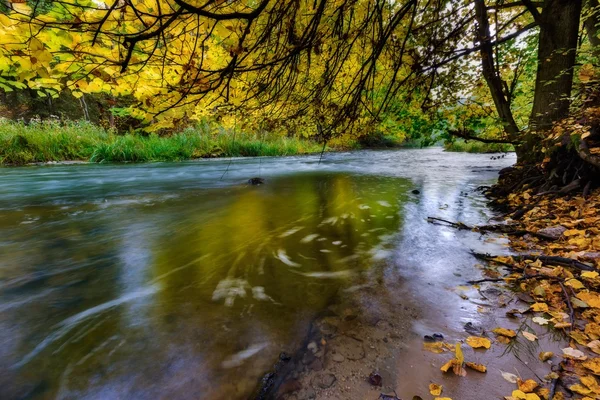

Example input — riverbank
[0,120,328,166]
[261,171,600,400]
[0,120,516,166]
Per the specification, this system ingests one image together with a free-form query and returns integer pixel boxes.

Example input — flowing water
[0,148,515,400]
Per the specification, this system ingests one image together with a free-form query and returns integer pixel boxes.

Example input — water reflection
[0,172,408,399]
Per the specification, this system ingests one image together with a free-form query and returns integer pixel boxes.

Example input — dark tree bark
[474,0,521,140]
[585,0,600,60]
[529,0,583,131]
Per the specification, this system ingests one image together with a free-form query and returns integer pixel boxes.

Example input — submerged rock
[248,177,265,185]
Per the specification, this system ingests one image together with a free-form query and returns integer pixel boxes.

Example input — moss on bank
[0,120,326,165]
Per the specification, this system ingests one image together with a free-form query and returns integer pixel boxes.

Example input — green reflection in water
[0,172,410,400]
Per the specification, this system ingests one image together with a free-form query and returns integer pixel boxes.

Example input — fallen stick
[427,217,559,240]
[471,252,595,271]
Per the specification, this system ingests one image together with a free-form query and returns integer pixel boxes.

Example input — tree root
[471,252,595,271]
[426,216,559,240]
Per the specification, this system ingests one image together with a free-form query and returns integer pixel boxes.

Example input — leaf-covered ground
[424,188,600,400]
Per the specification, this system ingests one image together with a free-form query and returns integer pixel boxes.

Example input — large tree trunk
[474,0,521,140]
[585,0,600,61]
[529,0,583,132]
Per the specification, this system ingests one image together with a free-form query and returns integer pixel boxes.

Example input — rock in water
[248,177,265,185]
[411,189,420,194]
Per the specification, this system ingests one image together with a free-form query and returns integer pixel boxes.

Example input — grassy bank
[444,140,514,153]
[0,120,326,165]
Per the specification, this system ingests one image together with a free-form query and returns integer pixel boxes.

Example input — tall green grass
[0,120,325,165]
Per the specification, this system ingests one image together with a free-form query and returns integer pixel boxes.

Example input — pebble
[332,353,345,363]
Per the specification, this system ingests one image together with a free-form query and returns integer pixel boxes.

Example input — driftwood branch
[472,252,595,271]
[426,216,559,240]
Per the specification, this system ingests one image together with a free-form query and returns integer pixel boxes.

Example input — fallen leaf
[581,375,600,392]
[511,389,540,400]
[493,328,517,338]
[501,371,519,383]
[570,383,593,396]
[423,342,445,354]
[440,359,454,372]
[583,358,600,375]
[429,383,442,396]
[577,292,600,308]
[588,340,600,354]
[539,352,554,361]
[532,317,550,326]
[530,303,549,312]
[562,347,588,360]
[466,336,491,349]
[565,279,585,290]
[522,332,538,341]
[465,362,487,372]
[582,271,599,279]
[517,378,538,393]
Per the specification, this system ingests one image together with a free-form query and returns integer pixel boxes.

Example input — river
[0,148,516,399]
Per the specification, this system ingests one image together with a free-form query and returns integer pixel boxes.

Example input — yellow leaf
[539,351,554,361]
[565,279,585,290]
[564,229,585,237]
[570,384,593,396]
[424,341,444,353]
[517,378,539,393]
[493,327,517,338]
[530,303,549,312]
[466,336,491,349]
[582,271,599,279]
[440,359,454,372]
[455,343,464,364]
[578,292,600,308]
[429,383,442,396]
[29,37,44,52]
[465,361,487,372]
[583,358,600,375]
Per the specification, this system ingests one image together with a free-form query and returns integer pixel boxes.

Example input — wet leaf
[517,378,538,393]
[440,359,454,373]
[571,330,590,345]
[429,383,442,396]
[423,342,445,353]
[465,361,487,372]
[510,389,540,400]
[522,331,538,342]
[582,271,599,279]
[583,358,600,375]
[493,328,517,338]
[466,336,491,349]
[588,340,600,354]
[577,292,600,308]
[539,351,554,361]
[532,317,549,326]
[565,279,585,290]
[570,384,593,396]
[501,371,519,383]
[530,303,549,312]
[562,347,588,360]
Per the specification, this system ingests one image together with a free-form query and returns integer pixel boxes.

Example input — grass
[0,119,325,165]
[444,140,514,153]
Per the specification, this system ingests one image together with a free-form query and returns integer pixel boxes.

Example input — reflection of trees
[153,172,408,312]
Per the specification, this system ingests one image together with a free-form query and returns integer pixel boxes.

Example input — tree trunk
[529,0,583,132]
[474,0,521,140]
[585,0,600,61]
